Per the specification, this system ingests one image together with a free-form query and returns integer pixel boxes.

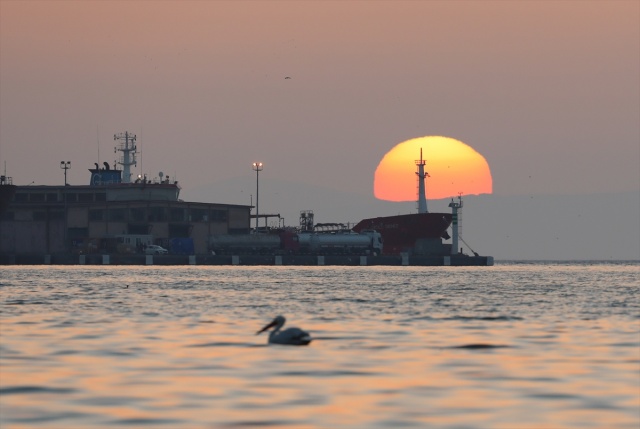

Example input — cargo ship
[215,148,465,257]
[352,149,453,255]
[352,212,452,255]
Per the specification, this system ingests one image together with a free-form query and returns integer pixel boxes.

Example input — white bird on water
[256,315,312,346]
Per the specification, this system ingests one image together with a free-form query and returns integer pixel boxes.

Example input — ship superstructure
[352,148,453,255]
[416,148,429,213]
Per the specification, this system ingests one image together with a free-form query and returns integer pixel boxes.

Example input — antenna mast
[449,195,463,255]
[97,125,100,164]
[415,148,429,213]
[113,131,137,183]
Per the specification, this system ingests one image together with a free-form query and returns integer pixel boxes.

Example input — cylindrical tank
[297,232,381,253]
[209,234,281,253]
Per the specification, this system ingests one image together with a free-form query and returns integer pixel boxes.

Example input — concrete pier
[0,253,495,266]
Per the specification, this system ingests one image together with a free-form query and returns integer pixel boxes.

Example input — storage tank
[297,231,382,254]
[209,234,282,254]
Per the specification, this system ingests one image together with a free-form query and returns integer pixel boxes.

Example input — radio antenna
[139,126,142,176]
[97,125,100,163]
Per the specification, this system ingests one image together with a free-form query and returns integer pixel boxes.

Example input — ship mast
[415,148,429,213]
[113,132,137,183]
[449,195,463,255]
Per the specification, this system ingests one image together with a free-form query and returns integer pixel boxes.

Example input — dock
[0,253,494,266]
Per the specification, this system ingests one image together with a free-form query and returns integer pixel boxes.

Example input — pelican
[256,315,312,346]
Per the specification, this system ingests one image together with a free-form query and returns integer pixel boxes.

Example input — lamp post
[252,162,263,232]
[59,161,71,252]
[60,161,71,186]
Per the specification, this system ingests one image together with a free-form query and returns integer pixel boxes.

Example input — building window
[30,193,45,202]
[169,223,191,238]
[170,208,186,222]
[46,193,58,202]
[190,208,208,222]
[128,224,150,235]
[130,207,146,222]
[64,193,77,202]
[109,208,126,222]
[148,207,166,222]
[89,209,104,221]
[14,193,28,202]
[0,211,14,221]
[49,211,64,220]
[78,193,93,202]
[95,193,106,201]
[33,211,47,221]
[68,228,88,239]
[211,209,228,222]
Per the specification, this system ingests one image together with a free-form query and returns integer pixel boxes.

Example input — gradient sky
[1,1,638,259]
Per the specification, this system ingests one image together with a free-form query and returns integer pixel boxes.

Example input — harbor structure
[0,132,252,257]
[0,137,492,266]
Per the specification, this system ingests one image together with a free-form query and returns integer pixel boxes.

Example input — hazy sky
[1,1,638,259]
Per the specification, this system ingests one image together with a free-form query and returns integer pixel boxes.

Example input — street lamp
[252,162,263,232]
[60,161,71,186]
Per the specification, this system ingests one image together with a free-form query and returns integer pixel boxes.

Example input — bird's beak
[256,319,277,335]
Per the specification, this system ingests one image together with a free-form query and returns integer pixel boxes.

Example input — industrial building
[0,132,252,258]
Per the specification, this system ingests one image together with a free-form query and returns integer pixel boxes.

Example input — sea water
[1,262,638,429]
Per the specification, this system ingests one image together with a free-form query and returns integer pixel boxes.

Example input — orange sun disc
[374,136,492,201]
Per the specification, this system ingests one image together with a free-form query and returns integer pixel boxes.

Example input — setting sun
[374,136,492,201]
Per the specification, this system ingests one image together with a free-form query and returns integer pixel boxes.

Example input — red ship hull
[352,212,452,255]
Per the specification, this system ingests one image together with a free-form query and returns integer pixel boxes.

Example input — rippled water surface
[1,262,639,428]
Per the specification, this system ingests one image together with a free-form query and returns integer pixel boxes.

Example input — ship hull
[352,212,452,255]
